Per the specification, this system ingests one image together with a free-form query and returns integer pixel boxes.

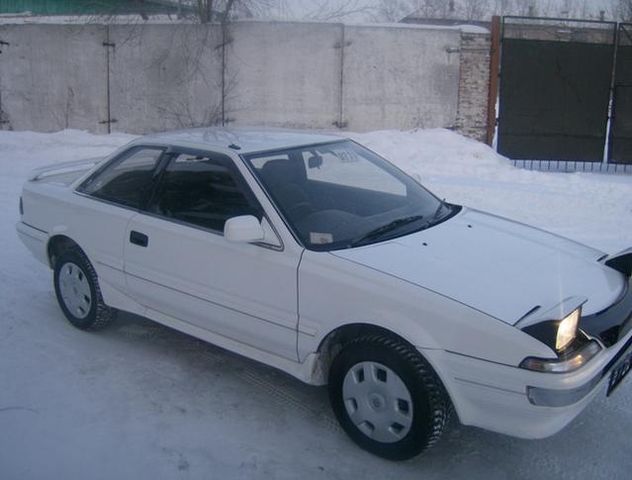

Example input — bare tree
[195,0,213,22]
[460,0,490,20]
[558,0,595,18]
[269,0,376,22]
[512,0,536,16]
[613,0,632,20]
[375,0,413,22]
[493,0,515,16]
[189,0,275,23]
[310,0,372,20]
[374,0,423,22]
[414,0,458,18]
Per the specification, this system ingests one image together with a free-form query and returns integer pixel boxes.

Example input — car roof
[142,127,344,154]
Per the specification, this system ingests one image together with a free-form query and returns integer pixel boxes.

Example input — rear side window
[78,147,164,209]
[148,153,261,233]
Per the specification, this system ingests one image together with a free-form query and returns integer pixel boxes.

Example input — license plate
[607,350,632,396]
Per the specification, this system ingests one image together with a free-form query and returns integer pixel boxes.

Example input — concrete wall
[0,24,109,132]
[109,24,224,134]
[226,22,343,129]
[342,25,461,131]
[0,21,490,140]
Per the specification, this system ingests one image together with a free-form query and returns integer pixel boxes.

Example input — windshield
[244,140,458,251]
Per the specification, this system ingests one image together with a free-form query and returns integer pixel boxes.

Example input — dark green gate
[609,24,632,164]
[498,17,617,162]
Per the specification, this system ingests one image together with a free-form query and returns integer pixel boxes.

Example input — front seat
[259,160,313,219]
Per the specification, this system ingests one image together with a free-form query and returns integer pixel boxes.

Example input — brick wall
[455,33,491,143]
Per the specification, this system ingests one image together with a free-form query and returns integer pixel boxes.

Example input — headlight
[518,303,602,373]
[556,308,580,351]
[520,306,583,354]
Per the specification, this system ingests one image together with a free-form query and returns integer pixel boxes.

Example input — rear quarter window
[77,147,164,209]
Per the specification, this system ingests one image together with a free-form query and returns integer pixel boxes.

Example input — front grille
[601,326,621,346]
[619,313,632,342]
[581,280,632,347]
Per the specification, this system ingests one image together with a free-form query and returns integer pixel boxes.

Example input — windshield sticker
[310,232,334,244]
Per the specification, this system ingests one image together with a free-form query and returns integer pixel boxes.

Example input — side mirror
[224,215,265,243]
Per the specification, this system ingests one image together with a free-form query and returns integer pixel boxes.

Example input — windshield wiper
[348,215,424,248]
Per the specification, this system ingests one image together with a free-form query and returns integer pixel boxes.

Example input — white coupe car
[17,128,632,460]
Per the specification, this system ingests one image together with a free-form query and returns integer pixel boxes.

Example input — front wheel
[328,335,451,460]
[53,248,115,330]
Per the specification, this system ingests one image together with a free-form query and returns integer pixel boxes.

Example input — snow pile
[353,128,632,253]
[353,128,511,177]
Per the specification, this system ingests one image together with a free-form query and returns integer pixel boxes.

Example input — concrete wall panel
[342,26,461,131]
[108,24,223,134]
[0,22,483,138]
[226,21,343,129]
[0,24,108,132]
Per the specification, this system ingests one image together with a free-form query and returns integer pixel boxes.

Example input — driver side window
[148,152,261,233]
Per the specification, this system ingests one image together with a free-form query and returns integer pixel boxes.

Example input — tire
[328,335,451,461]
[53,248,115,330]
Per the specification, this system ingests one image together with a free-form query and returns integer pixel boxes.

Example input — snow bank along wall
[0,22,490,141]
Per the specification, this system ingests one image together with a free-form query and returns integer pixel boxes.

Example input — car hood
[332,208,625,324]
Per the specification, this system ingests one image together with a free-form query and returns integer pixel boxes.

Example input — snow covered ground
[1,128,631,479]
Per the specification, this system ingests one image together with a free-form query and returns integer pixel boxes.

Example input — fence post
[486,15,501,146]
[333,23,347,129]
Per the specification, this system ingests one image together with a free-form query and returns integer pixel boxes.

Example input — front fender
[297,250,553,367]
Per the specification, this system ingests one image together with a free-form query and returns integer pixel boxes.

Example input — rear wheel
[53,249,114,330]
[328,335,450,460]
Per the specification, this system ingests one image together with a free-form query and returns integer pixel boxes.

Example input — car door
[123,148,300,361]
[73,145,166,296]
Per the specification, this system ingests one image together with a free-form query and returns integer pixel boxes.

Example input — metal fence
[609,23,632,165]
[510,159,632,174]
[498,16,632,173]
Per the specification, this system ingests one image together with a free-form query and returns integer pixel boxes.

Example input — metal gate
[497,17,617,163]
[609,24,632,164]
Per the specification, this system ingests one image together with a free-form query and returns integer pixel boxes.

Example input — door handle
[129,230,149,247]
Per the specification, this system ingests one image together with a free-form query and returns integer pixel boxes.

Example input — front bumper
[421,327,632,439]
[527,334,632,407]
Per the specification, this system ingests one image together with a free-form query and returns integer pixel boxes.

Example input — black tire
[53,248,115,330]
[328,335,451,461]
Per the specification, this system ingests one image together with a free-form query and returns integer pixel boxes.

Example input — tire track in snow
[235,367,342,435]
[115,320,342,433]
